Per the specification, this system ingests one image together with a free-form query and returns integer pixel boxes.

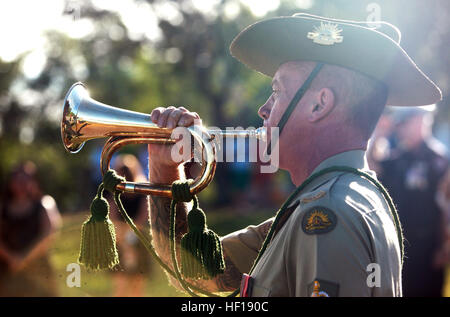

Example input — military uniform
[218,13,442,297]
[223,150,402,296]
[220,12,442,297]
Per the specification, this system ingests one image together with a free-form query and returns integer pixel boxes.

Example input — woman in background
[108,154,152,297]
[0,161,62,296]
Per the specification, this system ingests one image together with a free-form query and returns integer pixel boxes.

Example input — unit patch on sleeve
[301,206,337,235]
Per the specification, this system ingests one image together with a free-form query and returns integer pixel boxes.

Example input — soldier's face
[258,61,317,165]
[396,114,425,150]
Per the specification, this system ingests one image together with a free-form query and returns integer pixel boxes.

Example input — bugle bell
[61,82,266,197]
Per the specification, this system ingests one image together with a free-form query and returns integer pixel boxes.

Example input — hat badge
[307,22,343,45]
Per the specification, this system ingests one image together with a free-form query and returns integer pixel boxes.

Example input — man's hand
[151,106,201,130]
[147,106,244,294]
[148,106,202,183]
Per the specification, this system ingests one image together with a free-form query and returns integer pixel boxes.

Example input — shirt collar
[288,150,373,207]
[310,150,369,176]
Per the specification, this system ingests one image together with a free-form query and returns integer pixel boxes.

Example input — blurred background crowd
[0,0,449,296]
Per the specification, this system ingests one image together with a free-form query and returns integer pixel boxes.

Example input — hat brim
[230,16,442,107]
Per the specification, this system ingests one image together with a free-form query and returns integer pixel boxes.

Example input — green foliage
[0,0,447,214]
[0,1,264,212]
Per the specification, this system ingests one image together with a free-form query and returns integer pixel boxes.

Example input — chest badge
[307,22,343,45]
[311,281,329,297]
[302,206,337,235]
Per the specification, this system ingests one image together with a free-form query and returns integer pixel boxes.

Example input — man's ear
[308,88,336,122]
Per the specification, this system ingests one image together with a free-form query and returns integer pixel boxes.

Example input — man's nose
[258,99,272,120]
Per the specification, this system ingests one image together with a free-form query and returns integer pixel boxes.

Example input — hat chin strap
[266,62,324,155]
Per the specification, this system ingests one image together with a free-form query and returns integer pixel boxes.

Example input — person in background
[434,169,450,273]
[378,108,449,297]
[107,154,152,297]
[0,161,62,296]
[367,109,396,174]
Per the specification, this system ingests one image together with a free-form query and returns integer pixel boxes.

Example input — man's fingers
[151,107,165,123]
[166,109,184,129]
[157,106,176,127]
[179,113,202,126]
[178,114,194,126]
[151,106,200,128]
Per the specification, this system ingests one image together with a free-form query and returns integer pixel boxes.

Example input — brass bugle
[61,82,266,197]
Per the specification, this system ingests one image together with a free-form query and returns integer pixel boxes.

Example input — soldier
[378,108,449,296]
[147,14,442,296]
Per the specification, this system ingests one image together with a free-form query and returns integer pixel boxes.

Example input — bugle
[61,82,266,197]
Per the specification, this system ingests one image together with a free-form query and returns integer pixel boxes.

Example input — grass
[49,207,273,297]
[48,209,450,297]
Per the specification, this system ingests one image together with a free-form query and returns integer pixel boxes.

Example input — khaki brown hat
[230,13,442,107]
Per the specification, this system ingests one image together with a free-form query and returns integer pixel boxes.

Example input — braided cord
[112,191,219,297]
[111,166,402,297]
[169,198,235,297]
[247,165,337,275]
[247,166,404,278]
[321,166,404,262]
[169,199,200,297]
